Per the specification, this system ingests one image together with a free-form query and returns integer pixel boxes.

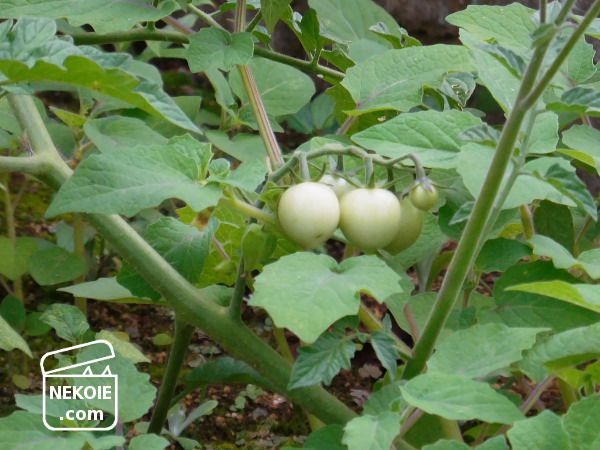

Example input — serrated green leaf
[288,329,356,389]
[342,412,401,450]
[427,323,545,378]
[40,303,89,343]
[401,373,524,424]
[362,381,405,415]
[250,253,402,343]
[341,45,474,115]
[47,135,219,217]
[370,331,399,377]
[352,110,481,168]
[187,29,254,72]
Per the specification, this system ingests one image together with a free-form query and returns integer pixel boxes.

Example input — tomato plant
[1,0,600,449]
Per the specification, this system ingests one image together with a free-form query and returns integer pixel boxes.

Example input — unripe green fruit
[385,197,424,254]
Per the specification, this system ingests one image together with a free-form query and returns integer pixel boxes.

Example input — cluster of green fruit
[277,175,438,253]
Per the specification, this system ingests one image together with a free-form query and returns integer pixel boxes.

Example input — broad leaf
[520,322,600,381]
[229,57,315,119]
[129,434,170,450]
[28,246,88,286]
[185,356,270,388]
[529,234,600,279]
[527,112,559,154]
[308,0,400,45]
[288,329,356,389]
[187,29,254,72]
[341,45,474,114]
[0,236,39,281]
[96,330,149,364]
[427,323,545,379]
[40,303,89,343]
[0,315,31,357]
[475,238,531,273]
[47,135,219,217]
[84,116,167,153]
[59,278,150,304]
[401,373,524,424]
[508,410,569,450]
[261,0,292,32]
[562,124,600,172]
[562,395,600,450]
[507,281,600,314]
[352,110,481,168]
[0,0,178,33]
[250,253,402,343]
[342,412,401,450]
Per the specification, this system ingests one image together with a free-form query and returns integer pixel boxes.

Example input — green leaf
[427,323,545,378]
[508,410,569,450]
[549,86,600,116]
[475,238,531,273]
[288,329,356,389]
[562,394,600,450]
[205,130,268,166]
[118,217,216,300]
[401,373,524,424]
[250,253,403,343]
[507,280,600,314]
[40,303,89,343]
[185,356,270,388]
[0,314,31,357]
[562,124,600,172]
[341,45,474,115]
[528,112,559,154]
[370,330,399,377]
[261,0,292,32]
[363,381,405,415]
[187,29,254,72]
[96,330,149,364]
[74,345,156,422]
[59,277,151,304]
[301,425,345,450]
[423,441,470,450]
[493,261,598,332]
[342,412,401,450]
[520,322,600,381]
[129,434,170,450]
[84,116,167,153]
[534,201,575,250]
[229,57,315,118]
[0,0,178,34]
[0,411,89,450]
[529,234,600,279]
[352,110,481,168]
[458,144,576,210]
[566,35,597,84]
[0,18,199,133]
[446,3,535,54]
[28,246,88,286]
[0,236,40,281]
[47,135,220,217]
[0,295,25,330]
[541,164,597,220]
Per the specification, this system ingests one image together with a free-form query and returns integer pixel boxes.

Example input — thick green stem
[401,28,557,380]
[1,174,23,301]
[68,31,344,81]
[8,93,356,425]
[148,321,194,433]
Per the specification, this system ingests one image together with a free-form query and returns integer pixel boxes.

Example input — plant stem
[1,174,23,301]
[148,321,194,433]
[68,31,345,81]
[73,215,87,314]
[400,14,567,379]
[188,4,222,29]
[8,93,356,425]
[519,204,536,239]
[273,327,294,363]
[358,303,413,359]
[228,260,246,320]
[246,11,262,32]
[573,216,594,256]
[222,195,276,224]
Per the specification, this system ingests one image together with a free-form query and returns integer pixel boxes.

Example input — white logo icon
[40,339,119,431]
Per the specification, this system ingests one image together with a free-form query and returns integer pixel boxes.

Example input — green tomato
[277,182,340,249]
[339,188,401,252]
[409,183,438,211]
[385,197,424,254]
[319,174,355,198]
